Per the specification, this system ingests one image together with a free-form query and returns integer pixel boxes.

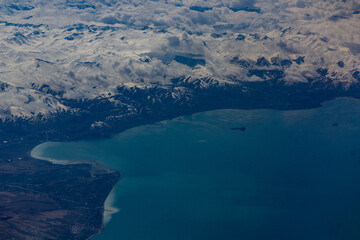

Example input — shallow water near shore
[32,98,360,240]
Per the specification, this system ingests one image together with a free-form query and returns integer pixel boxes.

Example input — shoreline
[27,96,360,238]
[27,96,360,240]
[31,142,121,230]
[31,143,76,165]
[2,77,360,239]
[103,188,120,226]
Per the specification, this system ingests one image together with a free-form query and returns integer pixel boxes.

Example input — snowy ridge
[0,0,359,119]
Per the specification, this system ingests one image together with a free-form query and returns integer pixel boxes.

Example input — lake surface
[32,98,360,240]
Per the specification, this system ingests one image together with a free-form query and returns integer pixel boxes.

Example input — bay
[32,98,360,240]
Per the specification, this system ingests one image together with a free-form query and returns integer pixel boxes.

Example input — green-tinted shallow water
[32,98,360,240]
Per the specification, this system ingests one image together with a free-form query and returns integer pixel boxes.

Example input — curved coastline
[31,143,80,165]
[103,189,120,226]
[27,97,360,240]
[31,143,121,228]
[2,76,360,240]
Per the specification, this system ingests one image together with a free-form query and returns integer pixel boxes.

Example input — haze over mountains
[0,0,360,119]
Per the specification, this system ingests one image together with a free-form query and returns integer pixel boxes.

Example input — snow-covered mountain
[0,0,360,120]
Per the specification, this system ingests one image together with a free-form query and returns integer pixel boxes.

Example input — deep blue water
[32,98,360,240]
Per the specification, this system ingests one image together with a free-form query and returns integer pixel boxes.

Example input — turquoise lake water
[32,98,360,240]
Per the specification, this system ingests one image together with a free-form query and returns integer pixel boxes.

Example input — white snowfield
[0,0,359,119]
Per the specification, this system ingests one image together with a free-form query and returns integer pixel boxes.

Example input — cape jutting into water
[32,98,360,240]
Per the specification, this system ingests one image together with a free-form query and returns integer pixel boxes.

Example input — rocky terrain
[0,0,359,121]
[1,0,360,239]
